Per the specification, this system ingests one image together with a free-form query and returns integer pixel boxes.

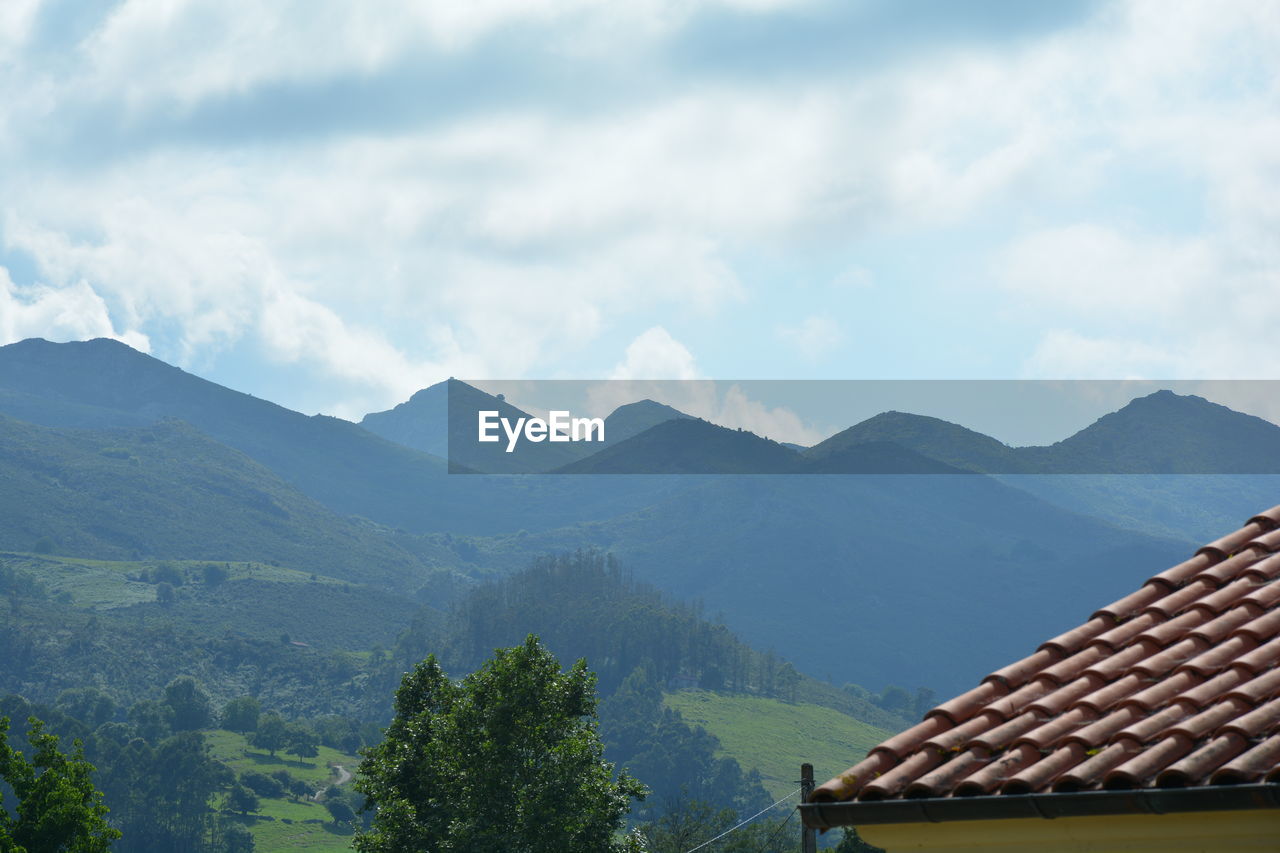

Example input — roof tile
[816,506,1280,805]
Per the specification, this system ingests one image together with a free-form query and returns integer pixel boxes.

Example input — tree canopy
[0,715,120,853]
[354,635,645,853]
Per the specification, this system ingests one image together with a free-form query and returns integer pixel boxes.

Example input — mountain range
[3,337,1279,693]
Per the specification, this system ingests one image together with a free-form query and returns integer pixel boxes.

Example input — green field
[663,689,892,800]
[204,729,361,852]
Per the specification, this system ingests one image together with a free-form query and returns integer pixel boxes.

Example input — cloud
[0,266,149,351]
[610,326,701,380]
[777,314,845,362]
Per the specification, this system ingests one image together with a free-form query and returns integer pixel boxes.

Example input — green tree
[227,783,259,816]
[164,676,214,731]
[249,714,288,757]
[220,697,261,734]
[325,799,355,826]
[284,723,319,759]
[354,635,645,853]
[0,715,121,852]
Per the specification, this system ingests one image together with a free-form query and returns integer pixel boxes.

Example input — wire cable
[754,805,795,853]
[681,787,801,853]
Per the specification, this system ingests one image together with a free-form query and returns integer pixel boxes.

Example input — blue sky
[1,0,1277,428]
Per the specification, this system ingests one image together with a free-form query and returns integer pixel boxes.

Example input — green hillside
[664,689,892,800]
[205,730,359,852]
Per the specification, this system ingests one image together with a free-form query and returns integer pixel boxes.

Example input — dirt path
[312,764,354,800]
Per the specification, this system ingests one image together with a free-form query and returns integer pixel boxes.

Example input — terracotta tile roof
[813,505,1280,806]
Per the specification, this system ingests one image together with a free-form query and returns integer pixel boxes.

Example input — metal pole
[800,763,816,853]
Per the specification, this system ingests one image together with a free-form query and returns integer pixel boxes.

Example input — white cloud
[777,314,844,362]
[610,326,700,380]
[0,266,150,351]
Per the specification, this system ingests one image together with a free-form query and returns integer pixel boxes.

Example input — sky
[1,0,1278,426]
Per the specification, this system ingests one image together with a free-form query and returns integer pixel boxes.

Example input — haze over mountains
[3,337,1279,693]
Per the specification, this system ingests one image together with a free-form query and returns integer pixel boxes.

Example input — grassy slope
[206,729,359,853]
[664,689,893,800]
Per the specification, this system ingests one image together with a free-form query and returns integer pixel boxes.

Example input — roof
[806,505,1280,825]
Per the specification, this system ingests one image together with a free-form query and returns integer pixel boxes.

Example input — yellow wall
[858,809,1280,852]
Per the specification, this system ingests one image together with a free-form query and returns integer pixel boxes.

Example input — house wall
[857,809,1280,852]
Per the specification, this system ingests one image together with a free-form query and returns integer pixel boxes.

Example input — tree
[0,715,121,852]
[227,783,259,816]
[326,799,355,826]
[249,713,288,757]
[164,676,214,731]
[220,696,261,733]
[284,722,319,759]
[354,635,646,853]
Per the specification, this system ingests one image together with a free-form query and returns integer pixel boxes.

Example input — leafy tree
[201,563,230,586]
[211,818,256,853]
[284,722,319,759]
[220,697,261,733]
[164,676,214,731]
[227,783,259,816]
[55,687,116,728]
[128,699,174,743]
[240,771,284,799]
[249,713,288,757]
[641,798,796,853]
[354,635,645,853]
[325,799,355,826]
[155,581,177,607]
[0,715,121,852]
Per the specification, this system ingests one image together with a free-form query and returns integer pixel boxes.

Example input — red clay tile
[1103,733,1195,789]
[860,751,943,801]
[1090,612,1161,650]
[1129,636,1211,679]
[1194,546,1271,585]
[810,751,897,802]
[1014,706,1096,750]
[1083,640,1160,681]
[1176,635,1259,677]
[1151,552,1217,587]
[814,507,1280,806]
[903,750,990,799]
[1226,634,1280,674]
[1001,742,1089,795]
[1114,704,1191,744]
[1064,705,1146,748]
[924,709,1006,753]
[1209,733,1280,785]
[1074,672,1146,714]
[1198,521,1271,559]
[1142,578,1217,619]
[1161,732,1254,787]
[1092,583,1169,621]
[953,743,1041,797]
[1040,645,1109,683]
[928,681,1008,725]
[1053,740,1141,792]
[1120,670,1202,712]
[985,648,1061,687]
[1179,668,1250,707]
[1246,505,1280,528]
[872,716,952,760]
[965,710,1049,752]
[1039,617,1112,657]
[1215,695,1280,740]
[1224,665,1280,704]
[1230,606,1280,643]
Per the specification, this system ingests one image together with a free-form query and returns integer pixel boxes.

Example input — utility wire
[754,805,795,853]
[681,788,801,853]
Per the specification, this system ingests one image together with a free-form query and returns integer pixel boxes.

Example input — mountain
[475,473,1192,695]
[0,413,443,587]
[361,378,592,473]
[806,411,1015,472]
[1022,390,1280,473]
[0,339,685,534]
[601,399,693,446]
[806,392,1280,475]
[555,418,801,474]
